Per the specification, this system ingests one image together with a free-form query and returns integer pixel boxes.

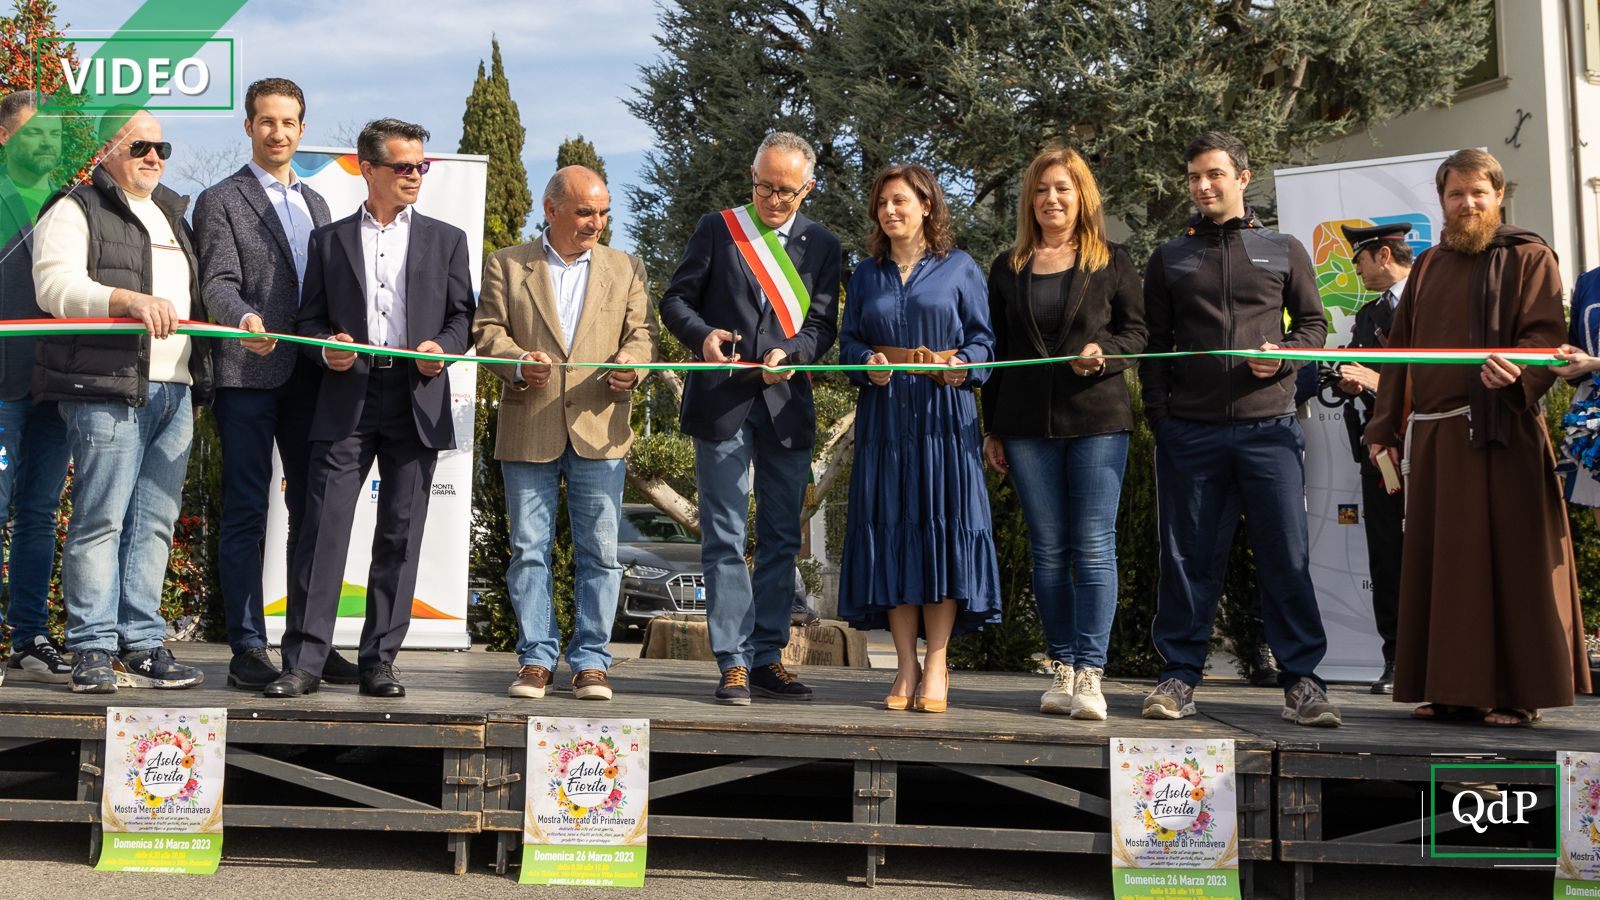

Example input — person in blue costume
[1556,262,1600,524]
[838,163,1000,714]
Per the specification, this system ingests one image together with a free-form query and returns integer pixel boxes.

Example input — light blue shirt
[247,160,314,289]
[543,233,592,351]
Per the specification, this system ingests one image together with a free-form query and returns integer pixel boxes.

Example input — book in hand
[1375,451,1402,495]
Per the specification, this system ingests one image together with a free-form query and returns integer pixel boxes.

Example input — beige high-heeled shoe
[885,666,922,711]
[913,666,949,713]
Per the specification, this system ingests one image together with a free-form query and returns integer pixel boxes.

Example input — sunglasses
[374,160,431,176]
[127,140,172,160]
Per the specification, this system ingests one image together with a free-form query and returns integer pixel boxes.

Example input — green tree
[460,37,532,253]
[460,37,534,649]
[554,134,612,246]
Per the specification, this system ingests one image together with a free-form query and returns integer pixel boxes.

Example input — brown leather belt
[873,345,959,381]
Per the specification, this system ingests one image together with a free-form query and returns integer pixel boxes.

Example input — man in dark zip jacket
[1138,130,1340,727]
[31,109,211,694]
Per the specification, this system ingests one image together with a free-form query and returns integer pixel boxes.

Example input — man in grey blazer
[193,78,356,690]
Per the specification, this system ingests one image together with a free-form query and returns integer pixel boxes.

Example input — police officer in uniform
[1335,222,1414,694]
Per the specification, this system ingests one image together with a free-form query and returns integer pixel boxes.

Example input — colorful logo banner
[1111,738,1240,900]
[1559,750,1600,897]
[98,707,227,874]
[522,717,649,888]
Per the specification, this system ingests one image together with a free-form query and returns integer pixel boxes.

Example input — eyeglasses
[373,160,431,176]
[127,140,172,160]
[753,181,806,203]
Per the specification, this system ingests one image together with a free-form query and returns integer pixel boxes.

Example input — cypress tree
[459,38,532,252]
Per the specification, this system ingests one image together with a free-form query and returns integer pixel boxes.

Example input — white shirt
[247,160,314,289]
[360,203,411,348]
[772,213,795,247]
[32,192,192,384]
[543,233,592,351]
[1386,275,1407,309]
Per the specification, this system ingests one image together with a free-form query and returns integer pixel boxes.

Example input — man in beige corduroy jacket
[472,165,656,703]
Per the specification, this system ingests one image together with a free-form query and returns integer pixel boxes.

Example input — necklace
[895,243,927,276]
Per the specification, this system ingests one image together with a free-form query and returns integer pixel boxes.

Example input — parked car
[613,503,813,639]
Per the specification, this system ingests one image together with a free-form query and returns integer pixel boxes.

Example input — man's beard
[1440,205,1502,255]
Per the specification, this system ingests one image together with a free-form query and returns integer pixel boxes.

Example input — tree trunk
[626,463,700,536]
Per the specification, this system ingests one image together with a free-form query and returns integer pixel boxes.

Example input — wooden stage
[0,642,1595,898]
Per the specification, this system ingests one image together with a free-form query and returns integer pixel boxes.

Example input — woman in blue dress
[838,163,1001,714]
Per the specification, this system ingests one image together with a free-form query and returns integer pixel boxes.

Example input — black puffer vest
[32,166,211,406]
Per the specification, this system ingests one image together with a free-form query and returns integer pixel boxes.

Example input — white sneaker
[1040,660,1074,715]
[1069,667,1107,720]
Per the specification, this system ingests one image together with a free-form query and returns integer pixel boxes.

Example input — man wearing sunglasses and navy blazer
[267,118,475,699]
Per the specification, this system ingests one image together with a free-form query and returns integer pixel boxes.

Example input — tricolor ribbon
[0,318,1572,371]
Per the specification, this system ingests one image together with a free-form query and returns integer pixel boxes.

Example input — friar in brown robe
[1365,149,1590,721]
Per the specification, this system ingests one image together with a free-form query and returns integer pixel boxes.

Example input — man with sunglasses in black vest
[32,109,211,693]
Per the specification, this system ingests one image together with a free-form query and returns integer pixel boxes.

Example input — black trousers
[284,366,438,676]
[1360,462,1404,663]
[213,357,320,655]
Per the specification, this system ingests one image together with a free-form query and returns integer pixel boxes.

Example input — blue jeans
[58,383,192,654]
[0,397,70,644]
[1004,432,1129,670]
[502,446,625,672]
[693,402,810,672]
[1152,415,1327,688]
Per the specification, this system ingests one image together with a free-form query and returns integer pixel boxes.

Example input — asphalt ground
[0,822,1555,899]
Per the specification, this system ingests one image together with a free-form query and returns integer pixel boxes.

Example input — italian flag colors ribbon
[0,318,1571,372]
[720,203,810,338]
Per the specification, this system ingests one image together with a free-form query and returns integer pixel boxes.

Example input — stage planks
[0,643,1595,895]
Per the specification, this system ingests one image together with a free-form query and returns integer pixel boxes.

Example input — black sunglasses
[374,160,431,176]
[127,140,172,160]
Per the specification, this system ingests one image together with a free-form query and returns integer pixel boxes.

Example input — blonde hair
[1009,147,1110,274]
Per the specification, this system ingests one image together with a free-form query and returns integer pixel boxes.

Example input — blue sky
[48,0,661,250]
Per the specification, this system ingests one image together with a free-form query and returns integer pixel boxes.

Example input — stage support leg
[853,760,897,887]
[77,738,103,863]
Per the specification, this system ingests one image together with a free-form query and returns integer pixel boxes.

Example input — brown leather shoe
[573,669,613,701]
[508,665,552,699]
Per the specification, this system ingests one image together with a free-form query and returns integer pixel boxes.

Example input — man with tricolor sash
[659,131,841,705]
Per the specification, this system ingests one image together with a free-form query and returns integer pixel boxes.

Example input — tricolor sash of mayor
[0,318,1573,372]
[720,203,810,338]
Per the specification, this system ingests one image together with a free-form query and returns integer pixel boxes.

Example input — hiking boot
[1142,677,1196,720]
[573,669,614,701]
[71,648,119,694]
[227,646,281,691]
[7,635,72,684]
[715,666,751,705]
[750,662,813,700]
[1040,660,1074,715]
[1070,667,1108,721]
[1283,677,1342,727]
[118,647,204,689]
[508,665,552,699]
[1249,640,1281,687]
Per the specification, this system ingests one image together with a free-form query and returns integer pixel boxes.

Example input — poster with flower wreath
[1557,750,1600,898]
[521,717,648,887]
[1109,738,1240,900]
[97,707,227,874]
